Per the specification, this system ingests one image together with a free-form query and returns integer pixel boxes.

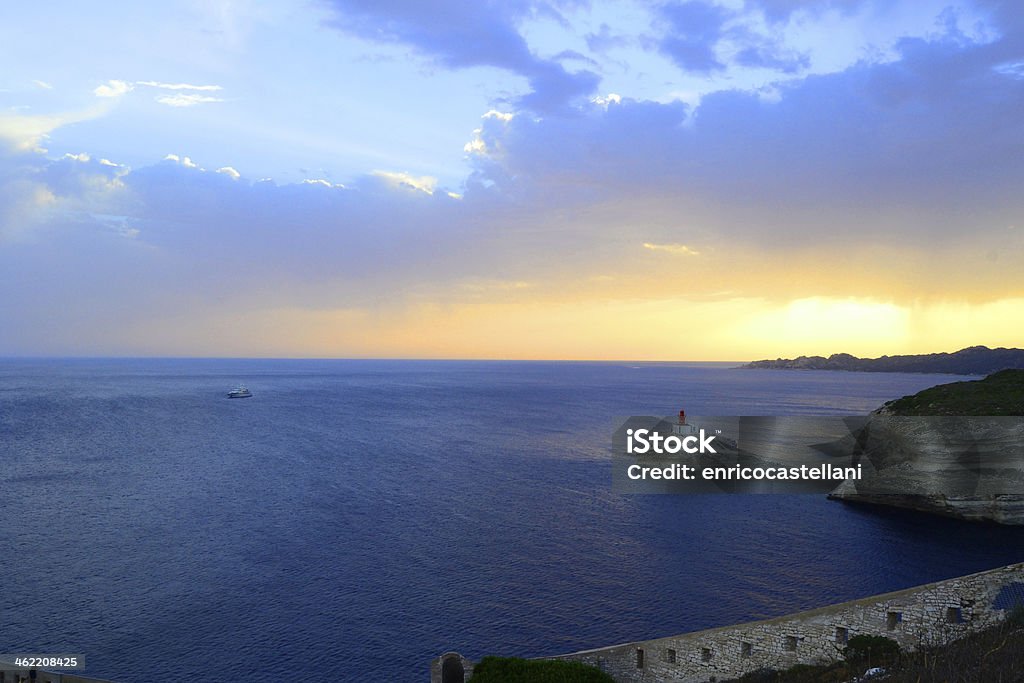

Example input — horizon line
[0,354,751,364]
[0,344,1013,364]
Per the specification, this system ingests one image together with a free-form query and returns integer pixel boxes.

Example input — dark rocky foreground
[741,345,1024,375]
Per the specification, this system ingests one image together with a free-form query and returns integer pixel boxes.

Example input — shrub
[468,656,617,683]
[723,662,850,682]
[843,635,901,666]
[1006,604,1024,628]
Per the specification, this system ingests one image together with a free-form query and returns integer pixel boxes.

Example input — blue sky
[2,1,1023,358]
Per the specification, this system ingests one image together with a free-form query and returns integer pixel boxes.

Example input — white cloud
[90,80,227,106]
[643,242,701,256]
[463,135,487,154]
[302,178,336,187]
[62,152,91,162]
[93,80,132,98]
[994,60,1024,79]
[483,110,514,122]
[137,81,223,91]
[371,170,437,194]
[164,154,198,168]
[464,109,515,155]
[155,94,224,107]
[0,106,108,152]
[216,166,241,179]
[32,80,53,90]
[591,93,622,107]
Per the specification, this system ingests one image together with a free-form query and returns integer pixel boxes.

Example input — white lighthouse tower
[672,409,699,436]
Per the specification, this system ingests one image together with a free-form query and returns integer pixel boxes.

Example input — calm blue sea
[3,359,1024,682]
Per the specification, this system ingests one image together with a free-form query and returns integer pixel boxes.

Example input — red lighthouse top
[678,409,686,424]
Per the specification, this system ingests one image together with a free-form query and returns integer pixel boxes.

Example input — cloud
[734,43,809,72]
[93,80,133,98]
[0,176,56,241]
[467,24,1024,249]
[216,166,241,179]
[591,93,622,107]
[643,242,700,256]
[463,109,516,156]
[0,105,110,152]
[32,80,53,90]
[0,146,131,242]
[136,81,223,91]
[155,94,225,107]
[3,2,1024,356]
[551,49,599,68]
[585,23,631,54]
[484,110,515,122]
[321,0,599,111]
[731,25,810,73]
[91,80,226,106]
[751,0,868,24]
[657,1,731,73]
[370,170,438,194]
[163,154,199,168]
[519,61,600,112]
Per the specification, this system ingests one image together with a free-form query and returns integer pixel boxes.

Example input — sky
[1,0,1022,360]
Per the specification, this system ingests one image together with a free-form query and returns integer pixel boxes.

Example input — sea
[3,359,1024,682]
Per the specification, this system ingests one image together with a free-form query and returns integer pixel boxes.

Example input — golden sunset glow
[97,295,1024,361]
[2,1,1022,360]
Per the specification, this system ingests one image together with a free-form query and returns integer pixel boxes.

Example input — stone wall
[433,563,1024,682]
[541,562,1024,682]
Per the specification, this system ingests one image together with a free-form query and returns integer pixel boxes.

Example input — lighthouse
[673,408,698,436]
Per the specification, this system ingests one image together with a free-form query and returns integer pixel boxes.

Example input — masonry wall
[542,562,1024,683]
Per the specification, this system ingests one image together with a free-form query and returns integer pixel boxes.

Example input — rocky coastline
[827,370,1024,524]
[741,345,1024,375]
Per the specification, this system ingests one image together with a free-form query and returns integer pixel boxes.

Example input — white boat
[227,385,252,398]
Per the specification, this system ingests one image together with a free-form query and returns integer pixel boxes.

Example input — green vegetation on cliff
[880,369,1024,416]
[469,657,615,683]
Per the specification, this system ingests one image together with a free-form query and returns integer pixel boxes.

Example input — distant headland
[740,345,1024,375]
